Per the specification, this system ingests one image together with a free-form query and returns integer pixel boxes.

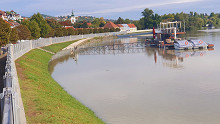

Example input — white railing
[0,31,127,124]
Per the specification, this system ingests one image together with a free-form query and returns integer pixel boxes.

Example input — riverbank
[15,40,104,123]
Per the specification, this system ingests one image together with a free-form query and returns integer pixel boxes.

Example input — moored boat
[174,40,193,50]
[207,44,214,48]
[188,40,207,49]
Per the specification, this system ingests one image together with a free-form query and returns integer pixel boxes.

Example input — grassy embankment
[16,40,104,123]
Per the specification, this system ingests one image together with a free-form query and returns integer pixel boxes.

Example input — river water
[50,31,220,124]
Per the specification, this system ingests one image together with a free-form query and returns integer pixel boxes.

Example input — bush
[54,28,63,37]
[93,29,99,33]
[62,28,68,36]
[110,28,116,32]
[67,28,74,35]
[104,28,110,32]
[82,28,89,34]
[77,29,83,35]
[99,28,104,33]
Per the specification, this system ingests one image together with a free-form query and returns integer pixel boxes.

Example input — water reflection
[50,38,214,72]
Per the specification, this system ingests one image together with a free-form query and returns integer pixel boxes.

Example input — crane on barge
[146,21,214,49]
[146,21,185,49]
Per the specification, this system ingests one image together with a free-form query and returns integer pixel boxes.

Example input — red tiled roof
[116,24,123,27]
[127,24,136,28]
[87,23,92,26]
[4,21,13,26]
[0,10,6,16]
[4,20,20,27]
[104,21,119,29]
[65,26,75,29]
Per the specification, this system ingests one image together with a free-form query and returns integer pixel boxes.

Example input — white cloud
[76,0,204,15]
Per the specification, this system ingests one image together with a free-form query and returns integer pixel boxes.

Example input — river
[50,31,220,124]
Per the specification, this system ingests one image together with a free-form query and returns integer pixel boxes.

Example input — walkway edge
[62,38,92,50]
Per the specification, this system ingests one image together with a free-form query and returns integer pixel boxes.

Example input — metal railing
[0,31,127,124]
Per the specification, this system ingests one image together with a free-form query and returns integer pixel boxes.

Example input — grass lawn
[42,40,79,53]
[16,40,104,123]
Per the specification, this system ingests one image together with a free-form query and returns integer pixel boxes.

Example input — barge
[146,21,214,50]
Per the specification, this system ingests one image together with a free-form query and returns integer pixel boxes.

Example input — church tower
[70,10,76,24]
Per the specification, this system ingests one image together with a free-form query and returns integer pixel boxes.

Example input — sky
[1,0,220,20]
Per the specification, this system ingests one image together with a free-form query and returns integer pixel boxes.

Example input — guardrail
[0,31,127,124]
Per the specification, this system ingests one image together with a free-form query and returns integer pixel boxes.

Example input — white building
[117,24,137,32]
[0,10,8,21]
[70,10,77,24]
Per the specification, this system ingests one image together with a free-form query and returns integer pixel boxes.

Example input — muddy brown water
[50,31,220,124]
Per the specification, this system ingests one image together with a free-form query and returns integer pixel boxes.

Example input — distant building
[0,10,22,21]
[127,24,137,32]
[0,10,8,20]
[65,26,75,30]
[4,20,20,28]
[116,24,126,31]
[104,21,119,29]
[87,23,92,26]
[119,24,137,32]
[104,21,137,32]
[7,13,22,20]
[70,10,77,24]
[121,24,130,31]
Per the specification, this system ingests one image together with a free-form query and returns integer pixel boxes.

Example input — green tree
[124,19,131,24]
[9,28,19,43]
[30,13,51,37]
[195,18,204,29]
[22,19,29,26]
[115,17,125,24]
[99,23,105,27]
[45,27,55,38]
[25,20,41,39]
[210,12,215,18]
[92,18,101,28]
[99,17,106,27]
[133,20,143,30]
[15,25,31,40]
[161,13,174,22]
[142,8,154,29]
[82,21,88,28]
[0,18,11,46]
[46,19,62,29]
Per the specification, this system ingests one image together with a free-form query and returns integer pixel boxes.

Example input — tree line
[133,8,220,30]
[0,13,119,47]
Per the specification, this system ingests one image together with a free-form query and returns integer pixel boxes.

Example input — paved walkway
[37,48,55,55]
[63,38,92,50]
